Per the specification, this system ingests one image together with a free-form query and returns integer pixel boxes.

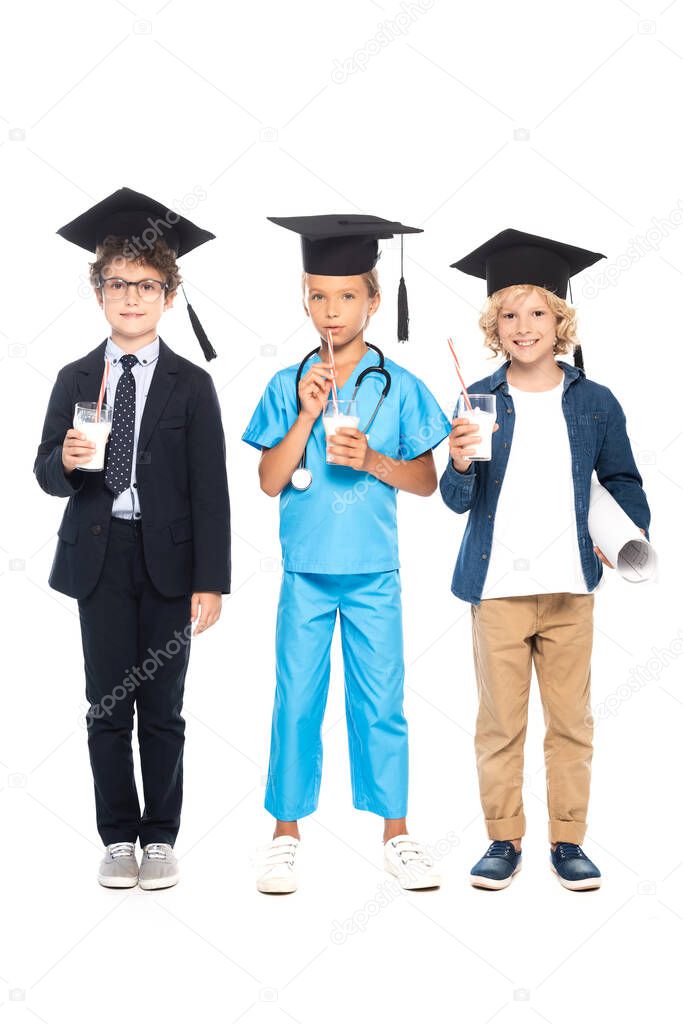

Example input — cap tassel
[573,344,584,371]
[567,280,583,371]
[181,285,217,361]
[397,235,409,342]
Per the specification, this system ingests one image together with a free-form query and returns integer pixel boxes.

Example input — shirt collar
[105,335,160,368]
[488,358,584,392]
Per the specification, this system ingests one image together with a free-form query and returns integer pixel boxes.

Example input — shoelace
[555,843,584,860]
[108,842,136,860]
[144,843,169,861]
[486,841,516,858]
[391,838,433,869]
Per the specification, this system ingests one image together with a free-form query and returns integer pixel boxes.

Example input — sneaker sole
[551,865,601,890]
[469,862,522,890]
[97,875,138,889]
[384,861,441,890]
[257,878,298,894]
[138,874,180,891]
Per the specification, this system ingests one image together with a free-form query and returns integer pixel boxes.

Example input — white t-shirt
[482,380,590,600]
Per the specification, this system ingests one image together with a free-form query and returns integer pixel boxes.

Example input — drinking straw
[96,358,110,422]
[326,330,339,413]
[447,337,473,411]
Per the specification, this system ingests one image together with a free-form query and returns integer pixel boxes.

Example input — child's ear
[94,287,103,309]
[368,291,381,317]
[302,298,310,318]
[164,288,177,311]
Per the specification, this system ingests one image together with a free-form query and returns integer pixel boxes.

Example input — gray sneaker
[97,842,139,888]
[138,843,179,890]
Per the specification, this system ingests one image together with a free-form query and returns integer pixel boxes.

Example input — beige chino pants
[471,593,594,844]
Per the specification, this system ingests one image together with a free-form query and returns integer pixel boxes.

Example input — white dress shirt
[104,336,160,520]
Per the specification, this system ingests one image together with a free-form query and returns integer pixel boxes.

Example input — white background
[2,1,682,1021]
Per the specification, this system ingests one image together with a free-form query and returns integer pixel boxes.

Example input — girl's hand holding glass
[326,427,371,471]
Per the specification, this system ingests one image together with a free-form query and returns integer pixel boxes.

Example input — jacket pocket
[169,517,193,544]
[58,519,79,544]
[159,416,186,429]
[581,410,608,456]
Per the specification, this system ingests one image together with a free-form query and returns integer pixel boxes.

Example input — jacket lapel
[138,337,179,452]
[74,339,108,402]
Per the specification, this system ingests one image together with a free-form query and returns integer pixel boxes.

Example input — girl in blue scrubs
[243,215,450,893]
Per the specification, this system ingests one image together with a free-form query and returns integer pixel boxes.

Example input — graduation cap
[57,187,217,361]
[268,214,423,342]
[451,228,606,370]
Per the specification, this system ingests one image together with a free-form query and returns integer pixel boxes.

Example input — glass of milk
[73,402,113,471]
[456,394,496,461]
[323,399,360,464]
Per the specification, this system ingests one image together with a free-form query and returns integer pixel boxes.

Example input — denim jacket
[439,360,651,605]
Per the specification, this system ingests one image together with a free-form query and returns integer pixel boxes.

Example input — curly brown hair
[479,284,580,360]
[89,236,182,293]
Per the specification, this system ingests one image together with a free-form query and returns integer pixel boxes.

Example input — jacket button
[481,553,488,560]
[506,408,512,414]
[488,513,492,520]
[495,479,500,485]
[133,482,137,488]
[90,525,102,536]
[504,442,509,448]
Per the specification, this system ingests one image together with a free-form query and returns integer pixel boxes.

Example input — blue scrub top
[242,346,451,574]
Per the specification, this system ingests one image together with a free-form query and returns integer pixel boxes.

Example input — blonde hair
[479,284,579,360]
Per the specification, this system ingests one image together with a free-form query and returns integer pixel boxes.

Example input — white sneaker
[256,835,300,894]
[97,841,139,888]
[384,834,441,890]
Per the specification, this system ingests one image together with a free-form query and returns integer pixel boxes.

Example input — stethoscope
[290,342,392,491]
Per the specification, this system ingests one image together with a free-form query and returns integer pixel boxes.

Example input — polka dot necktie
[105,354,139,496]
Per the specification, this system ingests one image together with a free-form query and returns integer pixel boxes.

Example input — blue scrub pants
[266,570,408,821]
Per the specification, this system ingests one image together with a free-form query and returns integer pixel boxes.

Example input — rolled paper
[588,476,657,583]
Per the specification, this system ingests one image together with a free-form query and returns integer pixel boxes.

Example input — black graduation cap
[268,214,423,342]
[57,187,217,361]
[451,228,606,371]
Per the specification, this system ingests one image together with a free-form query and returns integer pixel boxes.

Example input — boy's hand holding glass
[449,417,500,473]
[62,427,97,474]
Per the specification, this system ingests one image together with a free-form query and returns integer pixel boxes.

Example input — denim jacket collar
[487,359,585,394]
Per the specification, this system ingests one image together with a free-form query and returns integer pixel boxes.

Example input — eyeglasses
[99,276,168,302]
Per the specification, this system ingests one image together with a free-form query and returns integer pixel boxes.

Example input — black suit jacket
[34,337,231,600]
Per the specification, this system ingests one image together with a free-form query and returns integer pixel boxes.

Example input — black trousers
[77,517,192,847]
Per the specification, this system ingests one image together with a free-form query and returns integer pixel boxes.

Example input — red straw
[447,337,473,411]
[327,330,339,412]
[96,358,110,422]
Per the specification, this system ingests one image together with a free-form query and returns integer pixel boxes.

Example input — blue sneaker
[551,843,601,890]
[469,841,522,890]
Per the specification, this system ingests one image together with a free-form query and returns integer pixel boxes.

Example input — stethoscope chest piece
[291,467,313,491]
